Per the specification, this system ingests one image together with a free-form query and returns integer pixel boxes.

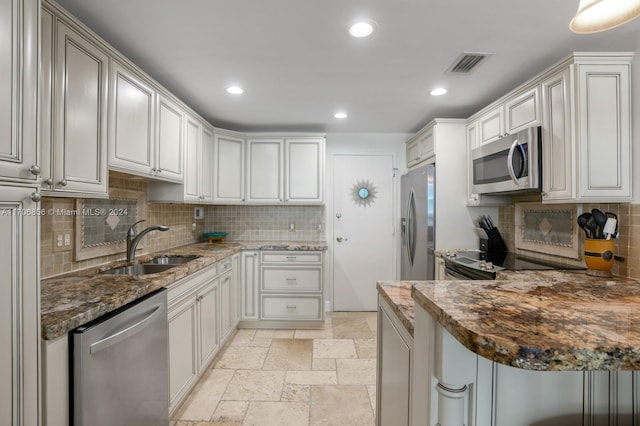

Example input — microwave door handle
[507,138,525,184]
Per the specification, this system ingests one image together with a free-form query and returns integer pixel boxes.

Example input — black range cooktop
[444,250,584,280]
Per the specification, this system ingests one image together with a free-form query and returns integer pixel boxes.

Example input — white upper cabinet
[182,116,213,203]
[246,138,284,204]
[476,86,540,146]
[540,67,574,202]
[108,59,156,177]
[406,128,434,168]
[0,0,38,183]
[467,52,633,204]
[155,93,184,182]
[46,19,109,196]
[504,86,540,134]
[213,130,245,204]
[477,105,504,145]
[285,138,324,204]
[540,54,632,202]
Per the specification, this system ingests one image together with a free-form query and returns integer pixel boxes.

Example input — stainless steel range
[443,250,583,280]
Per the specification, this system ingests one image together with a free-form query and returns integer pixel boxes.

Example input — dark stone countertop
[41,240,327,340]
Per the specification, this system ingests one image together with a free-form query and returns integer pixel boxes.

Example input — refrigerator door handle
[407,189,416,266]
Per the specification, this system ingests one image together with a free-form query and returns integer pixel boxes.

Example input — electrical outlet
[289,222,295,232]
[56,233,63,247]
[194,207,204,219]
[53,231,72,252]
[64,233,71,246]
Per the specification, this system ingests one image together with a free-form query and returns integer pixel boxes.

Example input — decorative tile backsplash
[500,202,637,278]
[41,172,327,278]
[205,205,325,242]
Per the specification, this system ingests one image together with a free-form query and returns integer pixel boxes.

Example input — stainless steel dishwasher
[70,288,169,426]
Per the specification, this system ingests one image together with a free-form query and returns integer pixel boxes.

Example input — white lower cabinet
[167,256,238,414]
[259,251,323,324]
[1,185,39,426]
[377,296,412,426]
[411,303,639,426]
[239,250,325,327]
[240,251,260,321]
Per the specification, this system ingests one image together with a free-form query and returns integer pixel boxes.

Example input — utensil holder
[584,239,614,277]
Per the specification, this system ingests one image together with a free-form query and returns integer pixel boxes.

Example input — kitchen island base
[412,304,640,426]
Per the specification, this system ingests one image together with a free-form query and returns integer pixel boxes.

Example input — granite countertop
[411,271,640,371]
[41,240,328,340]
[376,281,414,336]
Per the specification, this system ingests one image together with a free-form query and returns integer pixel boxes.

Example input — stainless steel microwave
[471,126,541,194]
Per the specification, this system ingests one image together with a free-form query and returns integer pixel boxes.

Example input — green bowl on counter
[203,232,227,243]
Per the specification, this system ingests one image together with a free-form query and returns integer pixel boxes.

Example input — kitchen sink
[101,263,178,275]
[143,255,200,265]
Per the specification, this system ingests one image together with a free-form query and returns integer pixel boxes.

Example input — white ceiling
[54,0,640,133]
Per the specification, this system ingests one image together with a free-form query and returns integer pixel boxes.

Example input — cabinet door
[541,68,574,202]
[40,7,55,190]
[576,63,631,201]
[53,22,109,194]
[219,271,233,341]
[232,254,241,327]
[0,186,39,426]
[478,105,504,145]
[285,138,324,204]
[108,60,156,176]
[156,94,184,182]
[200,124,214,202]
[168,296,198,412]
[406,139,420,168]
[246,138,283,204]
[197,279,220,371]
[378,303,411,426]
[183,115,201,201]
[213,132,245,203]
[504,86,540,134]
[417,129,434,161]
[0,0,38,182]
[241,251,260,320]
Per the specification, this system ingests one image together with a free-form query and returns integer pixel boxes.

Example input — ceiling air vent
[446,52,492,74]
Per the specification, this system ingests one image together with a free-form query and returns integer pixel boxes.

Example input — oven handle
[507,138,526,184]
[444,268,472,280]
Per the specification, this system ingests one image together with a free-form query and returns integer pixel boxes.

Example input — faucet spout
[126,220,170,262]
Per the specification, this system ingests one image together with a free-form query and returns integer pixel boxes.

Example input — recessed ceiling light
[348,20,376,37]
[226,86,244,95]
[430,88,448,96]
[334,112,348,119]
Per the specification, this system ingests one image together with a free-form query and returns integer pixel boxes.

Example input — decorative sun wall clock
[351,179,377,207]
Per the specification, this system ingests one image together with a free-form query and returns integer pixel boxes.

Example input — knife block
[481,228,508,256]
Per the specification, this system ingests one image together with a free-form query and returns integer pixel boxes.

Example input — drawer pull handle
[286,256,297,260]
[286,305,297,309]
[286,278,297,284]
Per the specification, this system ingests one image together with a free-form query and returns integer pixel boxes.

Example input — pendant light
[570,0,640,33]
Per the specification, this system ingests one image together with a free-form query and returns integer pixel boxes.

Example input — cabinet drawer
[262,267,321,292]
[218,257,232,274]
[167,262,218,304]
[261,295,322,320]
[261,251,322,264]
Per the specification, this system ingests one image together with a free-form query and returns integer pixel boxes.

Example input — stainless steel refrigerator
[401,163,435,280]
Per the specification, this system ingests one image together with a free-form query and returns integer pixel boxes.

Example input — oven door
[472,126,540,194]
[444,267,472,281]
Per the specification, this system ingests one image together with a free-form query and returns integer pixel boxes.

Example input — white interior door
[333,154,394,311]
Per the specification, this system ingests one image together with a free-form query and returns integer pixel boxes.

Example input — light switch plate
[194,207,204,220]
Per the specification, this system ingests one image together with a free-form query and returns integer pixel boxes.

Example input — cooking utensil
[603,218,617,240]
[605,212,619,238]
[578,212,597,239]
[577,214,592,238]
[591,209,607,239]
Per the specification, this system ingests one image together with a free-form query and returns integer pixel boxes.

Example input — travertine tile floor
[171,312,378,426]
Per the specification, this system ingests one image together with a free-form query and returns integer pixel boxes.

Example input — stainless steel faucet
[126,220,169,262]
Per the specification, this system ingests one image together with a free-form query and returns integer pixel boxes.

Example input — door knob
[336,237,347,242]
